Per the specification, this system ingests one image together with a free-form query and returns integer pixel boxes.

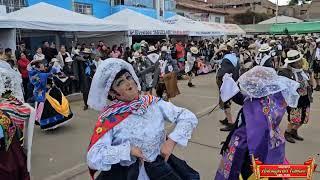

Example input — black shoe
[219,118,229,125]
[291,129,304,141]
[188,83,195,87]
[284,131,295,143]
[220,124,234,131]
[83,105,88,111]
[314,85,320,91]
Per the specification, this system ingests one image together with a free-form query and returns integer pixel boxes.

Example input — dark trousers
[96,155,199,180]
[22,78,32,101]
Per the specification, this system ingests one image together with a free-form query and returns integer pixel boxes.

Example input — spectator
[42,41,51,62]
[93,54,102,69]
[57,45,71,67]
[97,41,104,51]
[4,48,16,68]
[99,45,109,60]
[33,47,46,65]
[123,47,132,63]
[15,41,32,60]
[17,52,31,100]
[49,42,58,61]
[90,42,98,55]
[63,57,77,95]
[110,45,121,58]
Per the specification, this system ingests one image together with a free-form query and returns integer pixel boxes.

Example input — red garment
[176,43,185,59]
[17,58,30,78]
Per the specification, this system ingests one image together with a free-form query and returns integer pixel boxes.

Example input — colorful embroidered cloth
[0,110,17,151]
[99,95,160,122]
[0,96,31,130]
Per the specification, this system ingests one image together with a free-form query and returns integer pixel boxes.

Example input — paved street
[30,73,319,180]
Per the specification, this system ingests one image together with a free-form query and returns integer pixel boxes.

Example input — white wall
[0,29,16,52]
[209,15,225,23]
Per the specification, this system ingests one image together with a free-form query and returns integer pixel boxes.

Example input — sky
[268,0,290,6]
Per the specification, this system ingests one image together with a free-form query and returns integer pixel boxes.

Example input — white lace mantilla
[238,66,300,108]
[0,65,24,102]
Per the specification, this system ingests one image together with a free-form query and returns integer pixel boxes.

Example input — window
[215,17,221,23]
[113,0,125,6]
[300,10,307,15]
[74,2,92,15]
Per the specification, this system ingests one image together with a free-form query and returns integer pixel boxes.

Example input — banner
[251,155,317,179]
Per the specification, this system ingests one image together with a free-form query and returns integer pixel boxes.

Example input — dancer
[216,44,240,131]
[185,47,199,87]
[215,66,300,180]
[0,61,35,180]
[28,59,73,130]
[86,58,198,180]
[279,50,313,143]
[312,39,320,91]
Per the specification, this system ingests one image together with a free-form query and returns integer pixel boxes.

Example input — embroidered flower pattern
[220,135,240,179]
[260,97,284,149]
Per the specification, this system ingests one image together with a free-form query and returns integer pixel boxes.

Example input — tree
[233,10,273,24]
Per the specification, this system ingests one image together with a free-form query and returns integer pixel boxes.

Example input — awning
[204,22,245,35]
[103,9,185,35]
[5,2,127,32]
[270,21,320,34]
[164,15,223,36]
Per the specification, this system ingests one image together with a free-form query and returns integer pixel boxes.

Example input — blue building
[22,0,176,19]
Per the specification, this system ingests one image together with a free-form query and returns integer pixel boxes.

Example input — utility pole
[276,0,279,24]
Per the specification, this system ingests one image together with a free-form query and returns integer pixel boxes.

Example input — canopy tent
[164,15,223,36]
[103,9,184,36]
[5,2,126,32]
[258,16,303,24]
[204,22,245,35]
[240,24,272,34]
[270,21,320,34]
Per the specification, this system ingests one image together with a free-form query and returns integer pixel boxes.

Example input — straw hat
[65,57,73,63]
[258,44,272,52]
[140,40,148,47]
[248,43,256,49]
[82,48,92,54]
[285,50,302,65]
[190,47,199,54]
[148,46,157,53]
[161,46,168,52]
[269,40,276,45]
[216,44,228,53]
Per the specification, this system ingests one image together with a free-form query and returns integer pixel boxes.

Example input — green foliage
[233,10,273,25]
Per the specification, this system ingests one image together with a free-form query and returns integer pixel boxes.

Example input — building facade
[279,0,320,21]
[175,0,226,23]
[3,0,176,19]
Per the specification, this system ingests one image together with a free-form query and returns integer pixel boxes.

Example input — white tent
[204,22,246,35]
[5,2,126,32]
[164,15,223,36]
[103,9,185,36]
[258,16,303,24]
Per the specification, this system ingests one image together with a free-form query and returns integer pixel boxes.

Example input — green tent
[270,21,320,34]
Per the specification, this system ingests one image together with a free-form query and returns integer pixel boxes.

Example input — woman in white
[86,58,198,180]
[56,45,71,68]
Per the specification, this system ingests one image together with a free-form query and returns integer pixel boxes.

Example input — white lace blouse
[87,100,198,178]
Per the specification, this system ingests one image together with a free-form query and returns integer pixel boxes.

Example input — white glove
[220,73,240,102]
